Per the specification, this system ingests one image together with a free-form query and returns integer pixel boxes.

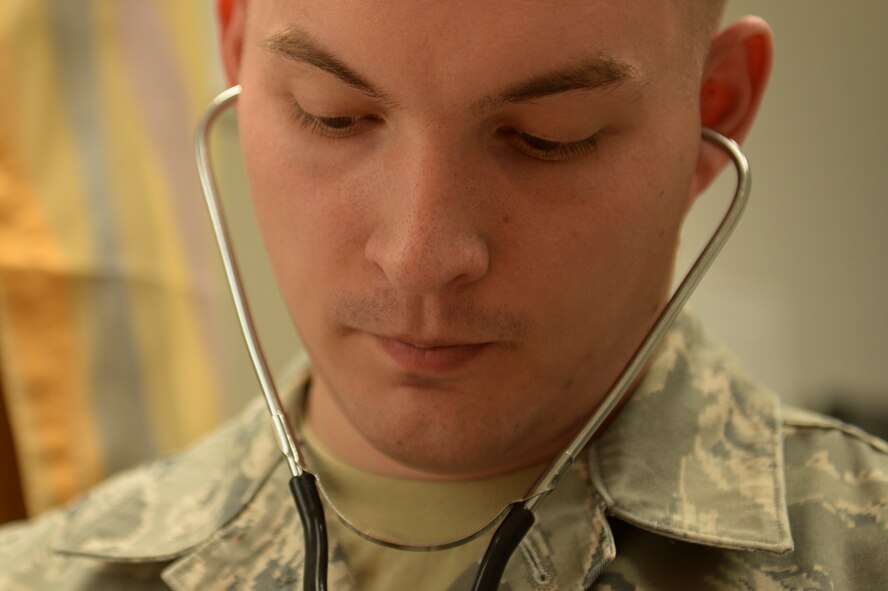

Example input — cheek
[238,102,376,326]
[512,144,690,335]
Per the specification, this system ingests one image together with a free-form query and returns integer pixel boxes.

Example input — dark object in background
[0,352,28,525]
[826,391,888,442]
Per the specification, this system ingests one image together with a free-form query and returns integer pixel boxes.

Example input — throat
[300,419,545,546]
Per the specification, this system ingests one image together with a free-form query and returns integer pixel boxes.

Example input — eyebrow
[264,25,400,108]
[480,57,641,113]
[263,25,642,113]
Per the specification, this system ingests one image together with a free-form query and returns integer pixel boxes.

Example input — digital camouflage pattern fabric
[1,313,886,590]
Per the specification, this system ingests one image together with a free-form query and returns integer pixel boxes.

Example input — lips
[374,335,490,375]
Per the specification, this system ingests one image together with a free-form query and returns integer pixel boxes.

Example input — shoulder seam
[783,410,888,456]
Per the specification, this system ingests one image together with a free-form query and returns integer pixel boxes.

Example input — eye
[499,127,600,162]
[290,100,379,138]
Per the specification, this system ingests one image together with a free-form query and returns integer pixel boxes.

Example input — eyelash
[497,127,600,162]
[290,100,373,138]
[289,100,600,162]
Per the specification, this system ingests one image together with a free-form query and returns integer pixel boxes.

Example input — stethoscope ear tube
[470,504,535,591]
[290,473,329,591]
[196,84,750,591]
[196,85,325,590]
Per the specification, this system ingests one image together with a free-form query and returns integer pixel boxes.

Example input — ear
[692,17,773,196]
[218,0,248,86]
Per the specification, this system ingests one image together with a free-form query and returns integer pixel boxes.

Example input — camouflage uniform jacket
[1,314,887,590]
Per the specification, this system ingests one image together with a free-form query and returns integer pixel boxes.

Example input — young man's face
[231,0,710,477]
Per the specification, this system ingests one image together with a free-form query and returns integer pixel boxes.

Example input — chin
[348,388,543,479]
[372,435,516,480]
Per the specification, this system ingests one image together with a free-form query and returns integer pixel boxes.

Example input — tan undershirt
[301,422,545,591]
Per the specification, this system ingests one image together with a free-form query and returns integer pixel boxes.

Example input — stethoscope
[195,84,751,591]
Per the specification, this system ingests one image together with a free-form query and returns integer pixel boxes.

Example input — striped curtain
[0,0,252,516]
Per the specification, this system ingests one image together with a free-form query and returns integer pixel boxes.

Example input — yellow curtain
[0,0,248,516]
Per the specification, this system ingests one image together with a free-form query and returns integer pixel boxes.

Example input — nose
[364,148,490,295]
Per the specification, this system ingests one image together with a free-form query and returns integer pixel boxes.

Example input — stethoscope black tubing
[289,478,533,591]
[290,474,329,591]
[470,504,536,590]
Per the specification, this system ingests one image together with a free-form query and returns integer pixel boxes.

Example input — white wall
[680,1,888,415]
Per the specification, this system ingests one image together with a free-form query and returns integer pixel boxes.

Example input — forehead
[247,0,691,107]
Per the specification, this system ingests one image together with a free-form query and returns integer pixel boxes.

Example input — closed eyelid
[496,126,602,162]
[289,100,379,139]
[288,96,601,160]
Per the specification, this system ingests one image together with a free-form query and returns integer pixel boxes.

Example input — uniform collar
[587,313,794,554]
[53,351,312,562]
[53,313,792,588]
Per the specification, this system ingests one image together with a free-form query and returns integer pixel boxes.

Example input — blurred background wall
[0,0,885,523]
[0,0,260,521]
[679,0,888,437]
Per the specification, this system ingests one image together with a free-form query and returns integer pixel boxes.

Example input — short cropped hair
[675,0,727,78]
[691,0,728,50]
